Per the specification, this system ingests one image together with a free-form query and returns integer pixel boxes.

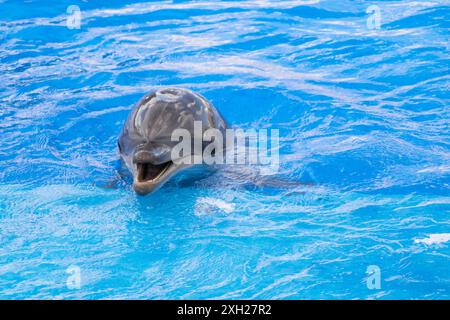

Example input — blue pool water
[1,0,449,299]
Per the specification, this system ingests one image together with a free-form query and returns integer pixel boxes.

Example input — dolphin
[118,87,227,195]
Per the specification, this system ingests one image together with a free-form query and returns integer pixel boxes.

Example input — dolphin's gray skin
[118,87,227,195]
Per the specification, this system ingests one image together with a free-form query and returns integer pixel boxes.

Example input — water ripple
[0,0,449,299]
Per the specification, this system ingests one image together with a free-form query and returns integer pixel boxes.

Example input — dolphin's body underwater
[118,87,227,195]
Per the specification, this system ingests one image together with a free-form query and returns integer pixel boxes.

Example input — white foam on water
[194,197,235,215]
[414,233,450,245]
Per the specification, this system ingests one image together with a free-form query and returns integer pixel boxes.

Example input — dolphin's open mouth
[136,161,172,182]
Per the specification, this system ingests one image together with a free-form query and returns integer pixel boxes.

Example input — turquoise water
[1,0,449,299]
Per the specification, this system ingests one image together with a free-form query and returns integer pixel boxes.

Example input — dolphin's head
[118,88,226,195]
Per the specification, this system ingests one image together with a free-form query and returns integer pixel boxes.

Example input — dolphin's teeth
[136,162,171,182]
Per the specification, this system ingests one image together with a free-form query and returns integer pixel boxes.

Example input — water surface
[0,0,449,299]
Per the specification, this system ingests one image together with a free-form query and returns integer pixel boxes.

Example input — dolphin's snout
[132,161,174,195]
[133,142,172,165]
[133,180,158,195]
[133,149,155,164]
